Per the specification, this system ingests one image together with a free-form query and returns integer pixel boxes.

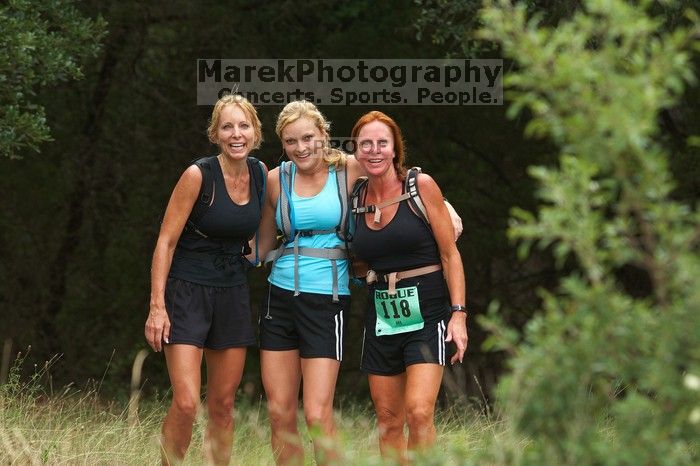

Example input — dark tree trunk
[39,26,129,355]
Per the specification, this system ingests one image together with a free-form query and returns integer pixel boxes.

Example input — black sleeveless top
[353,184,449,317]
[169,157,261,286]
[353,198,440,272]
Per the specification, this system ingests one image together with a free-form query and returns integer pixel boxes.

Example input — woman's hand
[351,259,369,279]
[445,311,468,364]
[145,304,170,352]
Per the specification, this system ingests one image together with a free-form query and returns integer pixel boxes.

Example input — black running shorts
[361,277,450,375]
[164,277,256,349]
[259,283,350,360]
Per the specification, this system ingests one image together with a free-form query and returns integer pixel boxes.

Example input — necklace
[218,155,247,191]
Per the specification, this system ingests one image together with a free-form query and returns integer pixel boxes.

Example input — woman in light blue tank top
[254,101,364,465]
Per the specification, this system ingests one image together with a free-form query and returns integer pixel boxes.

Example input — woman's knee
[207,394,234,424]
[267,400,298,432]
[303,403,332,427]
[171,393,200,421]
[375,405,405,434]
[405,404,434,431]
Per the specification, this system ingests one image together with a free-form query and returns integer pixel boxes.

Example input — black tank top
[169,157,261,286]
[353,194,440,273]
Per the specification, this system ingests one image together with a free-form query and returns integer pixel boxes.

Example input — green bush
[0,0,106,158]
[477,0,700,464]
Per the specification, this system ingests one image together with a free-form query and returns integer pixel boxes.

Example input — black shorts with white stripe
[259,283,349,361]
[360,305,450,376]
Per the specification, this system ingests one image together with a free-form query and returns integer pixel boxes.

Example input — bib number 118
[380,299,411,319]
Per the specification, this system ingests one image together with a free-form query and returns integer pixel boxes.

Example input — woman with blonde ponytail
[253,100,363,465]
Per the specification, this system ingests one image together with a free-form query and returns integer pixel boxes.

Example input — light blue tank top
[269,164,350,295]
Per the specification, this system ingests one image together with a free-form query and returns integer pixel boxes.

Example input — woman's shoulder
[267,164,281,177]
[344,154,365,182]
[266,165,281,191]
[415,171,436,187]
[180,163,204,184]
[415,172,443,203]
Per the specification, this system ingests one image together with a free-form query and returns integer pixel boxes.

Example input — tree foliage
[0,0,106,158]
[2,0,696,408]
[7,0,540,398]
[476,0,700,464]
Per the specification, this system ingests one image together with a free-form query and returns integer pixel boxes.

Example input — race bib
[374,286,424,336]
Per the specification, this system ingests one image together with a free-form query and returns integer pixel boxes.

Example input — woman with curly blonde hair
[254,100,364,465]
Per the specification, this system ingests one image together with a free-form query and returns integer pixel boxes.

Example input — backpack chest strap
[352,192,413,224]
[264,230,349,302]
[295,227,337,237]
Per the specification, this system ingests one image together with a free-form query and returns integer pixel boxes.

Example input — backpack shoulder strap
[349,176,369,238]
[405,167,430,226]
[334,164,350,241]
[245,156,267,261]
[187,156,216,232]
[247,156,266,209]
[406,167,463,241]
[278,161,295,241]
[350,176,369,213]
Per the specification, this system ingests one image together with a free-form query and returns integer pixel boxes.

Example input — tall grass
[0,350,499,465]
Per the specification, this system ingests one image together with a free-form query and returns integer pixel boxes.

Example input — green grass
[0,350,500,464]
[0,385,497,465]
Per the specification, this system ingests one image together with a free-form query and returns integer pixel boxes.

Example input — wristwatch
[450,304,467,314]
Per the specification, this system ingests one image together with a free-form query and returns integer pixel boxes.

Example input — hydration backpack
[350,167,462,240]
[265,161,351,302]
